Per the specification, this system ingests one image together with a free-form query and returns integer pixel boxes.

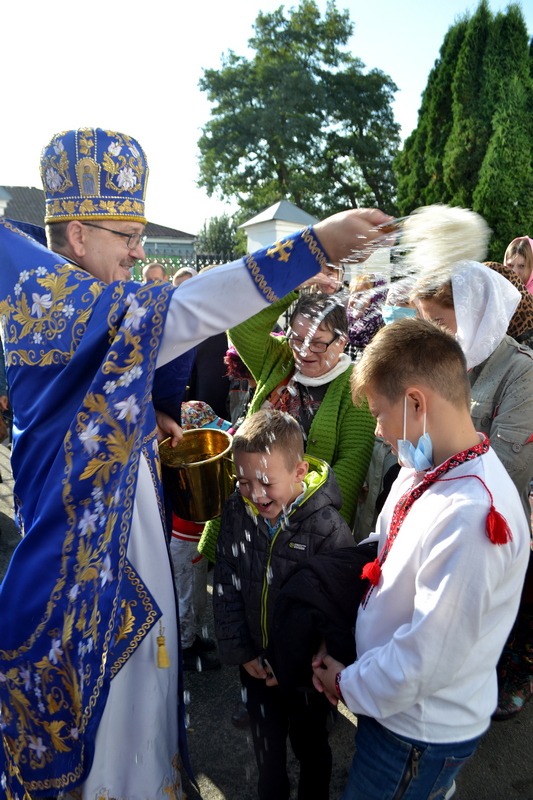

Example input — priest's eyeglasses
[287,332,340,353]
[81,222,147,250]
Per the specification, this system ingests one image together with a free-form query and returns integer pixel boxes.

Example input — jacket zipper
[392,747,421,800]
[260,529,279,649]
[259,474,325,649]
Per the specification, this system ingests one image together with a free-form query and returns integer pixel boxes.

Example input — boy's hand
[312,644,346,706]
[263,658,278,687]
[243,658,268,680]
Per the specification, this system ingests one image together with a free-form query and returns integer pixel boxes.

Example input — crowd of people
[0,127,531,800]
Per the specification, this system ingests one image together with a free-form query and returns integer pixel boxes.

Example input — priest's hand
[155,410,183,447]
[314,209,393,264]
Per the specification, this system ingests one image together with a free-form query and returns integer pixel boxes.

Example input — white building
[239,199,318,253]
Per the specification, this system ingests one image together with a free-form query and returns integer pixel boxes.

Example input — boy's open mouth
[256,500,273,511]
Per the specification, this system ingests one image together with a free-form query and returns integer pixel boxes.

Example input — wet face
[289,313,347,379]
[75,220,146,284]
[234,448,308,524]
[417,298,458,335]
[506,254,531,285]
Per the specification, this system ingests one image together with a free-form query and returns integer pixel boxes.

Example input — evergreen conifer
[473,74,533,261]
[442,0,493,207]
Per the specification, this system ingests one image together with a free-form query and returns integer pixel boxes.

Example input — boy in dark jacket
[214,409,355,800]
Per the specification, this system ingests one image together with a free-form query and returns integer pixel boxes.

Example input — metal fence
[133,252,238,281]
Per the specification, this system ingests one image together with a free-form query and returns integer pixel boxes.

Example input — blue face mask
[382,305,417,326]
[396,396,434,472]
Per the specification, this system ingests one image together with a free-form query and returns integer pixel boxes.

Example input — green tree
[473,75,533,261]
[198,0,400,217]
[421,16,469,206]
[442,0,493,207]
[394,0,533,241]
[395,18,468,214]
[481,4,531,112]
[196,214,241,255]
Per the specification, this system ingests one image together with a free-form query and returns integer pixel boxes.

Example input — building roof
[1,186,45,226]
[145,221,195,239]
[0,186,195,239]
[239,199,319,228]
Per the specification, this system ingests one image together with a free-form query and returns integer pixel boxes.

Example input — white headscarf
[452,262,520,369]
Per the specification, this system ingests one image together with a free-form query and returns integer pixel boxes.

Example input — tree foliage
[473,75,533,260]
[395,18,469,213]
[395,1,533,256]
[198,0,400,218]
[196,214,245,256]
[442,0,493,207]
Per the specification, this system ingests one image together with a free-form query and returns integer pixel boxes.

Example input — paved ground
[1,443,532,800]
[181,579,533,800]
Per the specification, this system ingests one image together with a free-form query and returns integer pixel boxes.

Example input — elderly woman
[413,261,533,720]
[199,290,376,564]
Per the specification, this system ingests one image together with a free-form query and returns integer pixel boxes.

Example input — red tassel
[485,505,513,545]
[361,559,382,586]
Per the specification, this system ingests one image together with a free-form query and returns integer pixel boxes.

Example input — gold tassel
[157,621,170,668]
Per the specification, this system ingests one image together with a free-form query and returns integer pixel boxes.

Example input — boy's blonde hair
[233,410,304,470]
[351,317,470,409]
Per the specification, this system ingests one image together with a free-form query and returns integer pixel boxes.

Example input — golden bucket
[159,428,234,522]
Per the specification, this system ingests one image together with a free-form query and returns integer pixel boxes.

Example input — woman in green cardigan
[199,290,376,561]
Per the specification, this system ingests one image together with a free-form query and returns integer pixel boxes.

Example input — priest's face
[75,219,146,284]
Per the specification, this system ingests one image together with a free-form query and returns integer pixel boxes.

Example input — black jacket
[213,457,354,665]
[265,543,376,692]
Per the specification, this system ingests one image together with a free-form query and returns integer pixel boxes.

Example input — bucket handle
[222,455,237,479]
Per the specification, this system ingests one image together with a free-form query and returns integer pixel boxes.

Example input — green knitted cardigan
[198,291,376,562]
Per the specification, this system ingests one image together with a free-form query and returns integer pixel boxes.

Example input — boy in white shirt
[312,317,531,800]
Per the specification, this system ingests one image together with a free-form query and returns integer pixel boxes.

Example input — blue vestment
[0,219,328,796]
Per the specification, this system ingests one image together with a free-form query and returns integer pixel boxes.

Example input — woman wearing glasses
[201,290,375,562]
[232,291,374,524]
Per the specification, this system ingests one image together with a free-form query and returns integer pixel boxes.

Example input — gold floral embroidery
[40,136,73,196]
[78,133,94,155]
[0,281,170,789]
[101,131,145,196]
[114,600,136,645]
[109,565,159,678]
[0,243,103,368]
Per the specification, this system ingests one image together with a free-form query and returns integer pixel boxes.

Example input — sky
[2,0,532,235]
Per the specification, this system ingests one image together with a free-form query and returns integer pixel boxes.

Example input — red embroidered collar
[361,435,511,606]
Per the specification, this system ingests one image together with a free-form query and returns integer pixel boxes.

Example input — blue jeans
[342,716,482,800]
